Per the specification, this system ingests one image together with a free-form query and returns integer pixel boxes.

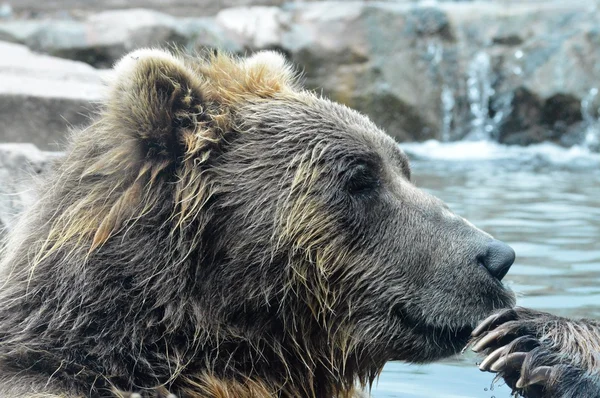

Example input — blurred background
[0,1,599,397]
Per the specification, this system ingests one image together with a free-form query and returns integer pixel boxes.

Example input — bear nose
[479,240,515,281]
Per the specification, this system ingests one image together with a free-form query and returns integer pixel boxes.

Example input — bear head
[0,49,515,397]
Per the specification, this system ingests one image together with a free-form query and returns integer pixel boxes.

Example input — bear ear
[106,49,208,160]
[242,50,297,85]
[198,49,300,105]
[104,49,299,162]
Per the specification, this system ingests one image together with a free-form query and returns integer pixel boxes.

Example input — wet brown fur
[0,49,514,397]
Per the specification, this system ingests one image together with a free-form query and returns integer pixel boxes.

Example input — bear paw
[470,307,600,398]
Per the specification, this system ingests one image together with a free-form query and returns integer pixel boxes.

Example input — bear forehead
[238,96,406,163]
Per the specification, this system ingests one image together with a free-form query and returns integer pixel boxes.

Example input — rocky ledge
[0,41,106,150]
[0,143,61,239]
[0,1,600,149]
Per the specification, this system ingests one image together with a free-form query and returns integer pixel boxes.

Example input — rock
[0,10,190,68]
[0,4,450,142]
[8,0,291,18]
[179,17,242,53]
[2,1,600,147]
[215,6,289,49]
[0,3,12,19]
[0,10,243,67]
[492,34,523,46]
[0,20,48,44]
[0,41,105,150]
[0,144,61,240]
[541,94,583,131]
[0,143,56,170]
[405,6,454,41]
[278,2,447,141]
[496,87,546,146]
[218,1,600,145]
[443,1,600,145]
[69,9,188,68]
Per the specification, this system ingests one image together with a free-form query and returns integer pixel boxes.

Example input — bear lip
[394,305,475,337]
[390,306,476,360]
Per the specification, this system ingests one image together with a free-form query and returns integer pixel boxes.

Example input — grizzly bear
[471,307,600,398]
[0,49,517,397]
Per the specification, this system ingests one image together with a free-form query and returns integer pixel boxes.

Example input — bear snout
[477,239,516,281]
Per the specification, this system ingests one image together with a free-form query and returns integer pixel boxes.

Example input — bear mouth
[390,306,475,361]
[406,314,473,341]
[393,277,516,340]
[395,306,474,340]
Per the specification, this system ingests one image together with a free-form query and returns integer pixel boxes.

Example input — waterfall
[581,88,600,151]
[429,45,513,145]
[466,52,496,141]
[426,41,455,142]
[441,85,454,142]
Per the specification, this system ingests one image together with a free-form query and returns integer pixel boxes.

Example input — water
[371,141,600,397]
[439,50,514,143]
[467,52,496,141]
[441,85,455,142]
[582,87,600,151]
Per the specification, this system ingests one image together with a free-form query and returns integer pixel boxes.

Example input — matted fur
[0,49,514,397]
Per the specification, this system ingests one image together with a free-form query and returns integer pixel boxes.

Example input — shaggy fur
[471,307,600,398]
[0,49,515,397]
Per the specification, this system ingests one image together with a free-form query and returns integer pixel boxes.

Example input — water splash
[441,85,455,142]
[427,42,443,66]
[426,41,454,142]
[581,87,600,151]
[466,52,497,140]
[401,140,600,170]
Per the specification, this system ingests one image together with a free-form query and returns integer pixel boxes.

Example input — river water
[372,140,600,398]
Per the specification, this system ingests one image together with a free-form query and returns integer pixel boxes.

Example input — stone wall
[1,1,599,149]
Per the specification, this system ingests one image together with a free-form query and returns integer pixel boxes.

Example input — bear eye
[346,162,380,194]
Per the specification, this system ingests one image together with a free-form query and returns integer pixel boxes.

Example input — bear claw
[516,366,553,388]
[472,330,506,352]
[490,352,527,372]
[472,309,517,337]
[479,345,509,370]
